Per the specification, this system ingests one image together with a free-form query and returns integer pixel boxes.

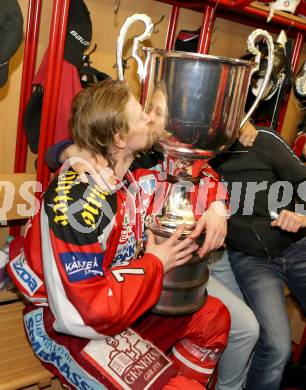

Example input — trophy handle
[240,29,274,128]
[116,13,154,81]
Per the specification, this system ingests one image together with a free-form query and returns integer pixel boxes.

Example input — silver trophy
[117,14,274,315]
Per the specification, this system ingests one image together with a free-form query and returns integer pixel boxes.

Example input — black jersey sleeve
[256,129,306,185]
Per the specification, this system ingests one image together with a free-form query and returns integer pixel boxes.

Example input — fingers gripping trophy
[117,14,274,315]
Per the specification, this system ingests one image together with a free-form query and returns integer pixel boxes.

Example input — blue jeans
[228,237,306,390]
[208,250,259,390]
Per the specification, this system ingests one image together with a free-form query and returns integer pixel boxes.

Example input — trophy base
[147,225,209,316]
[152,289,208,316]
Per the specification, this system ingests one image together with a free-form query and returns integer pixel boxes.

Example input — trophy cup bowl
[142,49,255,160]
[117,14,274,315]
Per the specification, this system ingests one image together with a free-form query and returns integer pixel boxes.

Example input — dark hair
[70,79,130,167]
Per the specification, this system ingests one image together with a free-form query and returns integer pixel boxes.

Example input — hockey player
[8,79,230,389]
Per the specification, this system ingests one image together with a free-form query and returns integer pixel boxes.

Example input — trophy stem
[146,155,203,236]
[146,155,209,315]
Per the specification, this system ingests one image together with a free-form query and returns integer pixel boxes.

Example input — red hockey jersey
[8,150,226,339]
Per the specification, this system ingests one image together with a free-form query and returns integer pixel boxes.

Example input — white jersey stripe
[40,202,106,339]
[172,346,214,374]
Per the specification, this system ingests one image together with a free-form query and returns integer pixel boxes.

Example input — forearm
[195,178,228,218]
[45,139,73,171]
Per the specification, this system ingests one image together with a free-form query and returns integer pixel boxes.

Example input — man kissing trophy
[117,14,274,315]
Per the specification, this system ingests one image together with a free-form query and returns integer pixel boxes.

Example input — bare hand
[239,121,258,147]
[190,201,227,257]
[61,144,116,191]
[145,224,199,274]
[271,209,306,232]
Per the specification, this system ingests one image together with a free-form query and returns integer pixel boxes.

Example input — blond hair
[70,79,130,167]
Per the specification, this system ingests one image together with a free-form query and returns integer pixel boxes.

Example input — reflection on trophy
[117,14,274,315]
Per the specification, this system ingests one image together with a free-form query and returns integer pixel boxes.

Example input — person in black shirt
[211,121,306,390]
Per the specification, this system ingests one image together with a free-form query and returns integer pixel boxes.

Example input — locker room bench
[0,173,53,389]
[0,296,53,389]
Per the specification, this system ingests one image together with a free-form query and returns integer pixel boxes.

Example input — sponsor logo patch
[82,328,173,390]
[60,252,103,282]
[139,175,156,195]
[10,253,43,295]
[113,235,136,266]
[24,308,102,389]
